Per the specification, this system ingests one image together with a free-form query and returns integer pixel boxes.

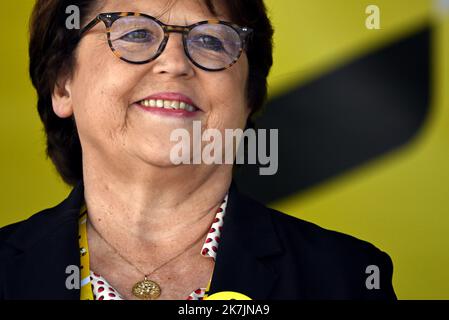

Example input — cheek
[70,41,137,141]
[208,66,249,130]
[229,57,250,119]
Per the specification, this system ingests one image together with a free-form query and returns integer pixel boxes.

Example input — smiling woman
[0,0,397,300]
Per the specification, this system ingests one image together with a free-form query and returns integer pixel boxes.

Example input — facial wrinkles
[76,0,250,162]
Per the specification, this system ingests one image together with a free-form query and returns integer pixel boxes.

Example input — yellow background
[0,1,448,299]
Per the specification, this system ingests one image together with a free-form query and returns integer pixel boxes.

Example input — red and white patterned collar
[88,194,228,300]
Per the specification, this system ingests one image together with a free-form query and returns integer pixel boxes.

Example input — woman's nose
[151,33,194,77]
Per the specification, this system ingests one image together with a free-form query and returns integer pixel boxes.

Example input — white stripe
[81,276,91,287]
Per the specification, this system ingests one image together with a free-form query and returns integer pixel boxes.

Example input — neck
[82,150,232,253]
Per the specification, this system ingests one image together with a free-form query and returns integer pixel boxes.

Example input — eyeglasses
[80,12,253,72]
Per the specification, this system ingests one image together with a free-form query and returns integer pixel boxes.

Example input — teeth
[140,99,197,112]
[186,105,196,112]
[170,101,180,109]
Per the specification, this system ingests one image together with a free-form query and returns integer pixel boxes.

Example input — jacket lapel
[3,182,85,300]
[208,183,283,299]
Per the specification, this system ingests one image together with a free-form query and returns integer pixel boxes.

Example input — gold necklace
[88,217,209,300]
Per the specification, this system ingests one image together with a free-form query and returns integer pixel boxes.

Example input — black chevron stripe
[235,25,431,203]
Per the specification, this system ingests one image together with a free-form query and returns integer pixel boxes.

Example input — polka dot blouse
[78,195,228,300]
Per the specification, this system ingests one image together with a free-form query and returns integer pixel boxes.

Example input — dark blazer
[0,180,396,300]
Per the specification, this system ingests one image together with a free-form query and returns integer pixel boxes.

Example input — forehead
[97,0,230,24]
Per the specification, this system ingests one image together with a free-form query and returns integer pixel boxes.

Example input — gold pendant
[132,277,161,300]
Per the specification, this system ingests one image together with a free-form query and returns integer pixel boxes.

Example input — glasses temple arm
[240,27,254,49]
[79,16,102,36]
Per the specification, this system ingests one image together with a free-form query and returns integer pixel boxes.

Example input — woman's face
[54,0,250,170]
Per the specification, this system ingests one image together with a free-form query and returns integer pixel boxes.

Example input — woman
[0,0,396,300]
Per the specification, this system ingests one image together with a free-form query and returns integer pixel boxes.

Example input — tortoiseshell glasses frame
[80,12,253,72]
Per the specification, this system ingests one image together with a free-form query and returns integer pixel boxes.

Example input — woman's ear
[51,75,74,118]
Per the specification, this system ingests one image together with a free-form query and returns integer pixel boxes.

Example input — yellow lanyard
[79,205,94,300]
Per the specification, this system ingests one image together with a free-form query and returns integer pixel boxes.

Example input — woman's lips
[143,92,199,109]
[135,102,200,118]
[135,92,201,118]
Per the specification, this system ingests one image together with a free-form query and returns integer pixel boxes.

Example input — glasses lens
[186,23,242,70]
[109,16,164,63]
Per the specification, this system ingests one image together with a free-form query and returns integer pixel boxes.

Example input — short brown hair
[29,0,274,186]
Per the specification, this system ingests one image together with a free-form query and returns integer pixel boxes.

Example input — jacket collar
[3,180,283,300]
[208,181,283,299]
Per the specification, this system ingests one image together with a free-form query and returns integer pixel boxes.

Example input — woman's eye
[120,29,154,43]
[193,35,226,52]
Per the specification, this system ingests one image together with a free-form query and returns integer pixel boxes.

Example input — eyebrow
[102,0,226,25]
